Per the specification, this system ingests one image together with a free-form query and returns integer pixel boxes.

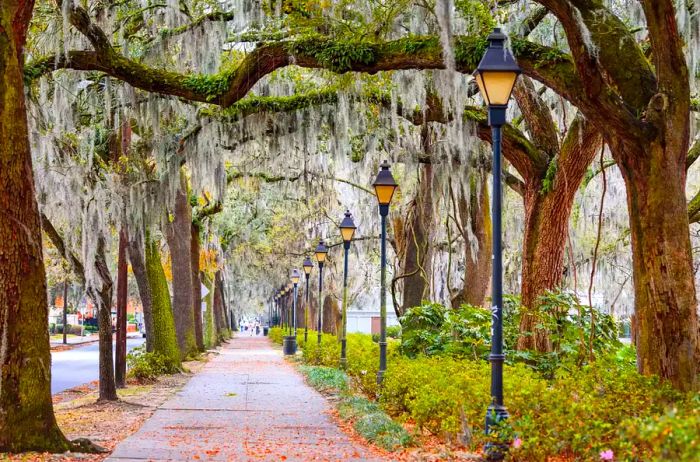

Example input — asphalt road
[51,337,146,394]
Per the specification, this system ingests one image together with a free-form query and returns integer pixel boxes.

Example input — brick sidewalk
[107,336,388,461]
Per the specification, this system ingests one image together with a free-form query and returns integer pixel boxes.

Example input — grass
[298,365,412,451]
[340,396,413,451]
[298,365,348,393]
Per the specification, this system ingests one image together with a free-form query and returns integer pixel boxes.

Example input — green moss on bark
[202,273,216,348]
[144,235,181,370]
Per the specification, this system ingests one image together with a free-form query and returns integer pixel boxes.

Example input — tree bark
[516,116,602,351]
[87,234,117,402]
[164,171,197,359]
[202,273,215,348]
[0,2,70,449]
[144,234,181,370]
[212,271,224,341]
[115,228,128,387]
[127,233,154,352]
[63,280,69,344]
[614,136,700,391]
[191,224,204,350]
[398,163,434,313]
[452,173,492,308]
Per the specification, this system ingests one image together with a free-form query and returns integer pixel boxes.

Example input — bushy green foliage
[339,396,412,451]
[301,331,399,396]
[619,397,700,462]
[380,350,696,461]
[399,302,494,359]
[127,346,178,382]
[268,326,285,344]
[386,325,401,339]
[287,325,698,460]
[400,292,621,377]
[299,366,348,394]
[512,291,622,378]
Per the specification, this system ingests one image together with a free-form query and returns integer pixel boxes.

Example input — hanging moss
[144,235,181,371]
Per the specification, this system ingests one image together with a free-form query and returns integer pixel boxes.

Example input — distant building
[347,309,400,335]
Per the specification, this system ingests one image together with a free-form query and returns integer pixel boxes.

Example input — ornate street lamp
[284,269,301,355]
[302,256,313,343]
[314,239,329,345]
[373,160,398,385]
[339,210,357,369]
[474,27,520,460]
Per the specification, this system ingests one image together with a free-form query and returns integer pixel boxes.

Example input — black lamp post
[284,270,301,355]
[314,239,328,345]
[286,282,293,335]
[303,256,313,343]
[373,161,398,386]
[280,286,287,333]
[474,27,520,460]
[339,210,357,369]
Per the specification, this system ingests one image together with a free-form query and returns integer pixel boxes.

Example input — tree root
[70,438,109,454]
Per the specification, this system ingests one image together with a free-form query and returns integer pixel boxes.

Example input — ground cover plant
[271,294,700,462]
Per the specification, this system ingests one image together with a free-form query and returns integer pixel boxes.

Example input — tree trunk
[212,271,223,341]
[0,2,71,451]
[63,280,69,344]
[115,228,128,388]
[191,224,204,350]
[322,295,340,335]
[144,234,181,370]
[202,273,215,348]
[127,234,154,352]
[515,115,602,352]
[164,172,197,359]
[87,235,117,402]
[516,183,575,351]
[399,163,434,313]
[452,173,492,308]
[213,271,228,341]
[615,137,699,391]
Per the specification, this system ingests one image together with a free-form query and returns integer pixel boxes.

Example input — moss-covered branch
[26,26,584,113]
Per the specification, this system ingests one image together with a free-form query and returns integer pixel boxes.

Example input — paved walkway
[107,337,387,461]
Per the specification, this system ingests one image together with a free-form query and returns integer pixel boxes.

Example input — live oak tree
[3,1,700,452]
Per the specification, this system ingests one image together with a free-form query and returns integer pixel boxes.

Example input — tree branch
[513,76,559,161]
[40,212,86,286]
[639,0,689,99]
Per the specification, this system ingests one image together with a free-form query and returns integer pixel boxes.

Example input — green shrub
[268,326,285,344]
[386,325,402,339]
[299,366,348,394]
[399,292,622,377]
[339,396,412,451]
[618,397,700,462]
[380,351,694,461]
[127,346,178,382]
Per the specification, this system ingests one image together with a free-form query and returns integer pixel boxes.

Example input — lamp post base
[283,336,297,355]
[484,403,510,461]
